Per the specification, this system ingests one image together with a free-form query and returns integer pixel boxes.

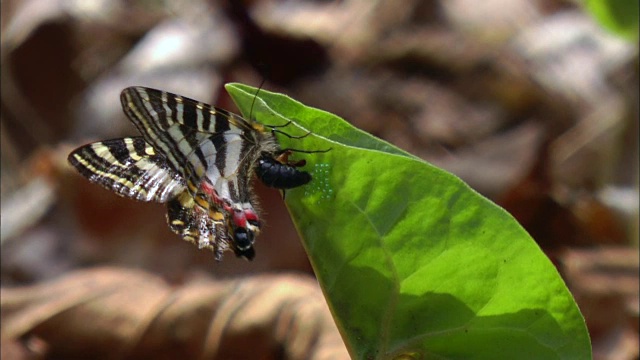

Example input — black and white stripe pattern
[68,86,312,261]
[68,137,185,202]
[120,87,277,204]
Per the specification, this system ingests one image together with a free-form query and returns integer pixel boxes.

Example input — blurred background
[1,0,638,359]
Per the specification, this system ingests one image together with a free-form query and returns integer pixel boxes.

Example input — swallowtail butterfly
[68,86,311,261]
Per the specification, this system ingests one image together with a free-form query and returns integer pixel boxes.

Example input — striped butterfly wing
[120,87,257,203]
[167,192,232,260]
[68,137,185,202]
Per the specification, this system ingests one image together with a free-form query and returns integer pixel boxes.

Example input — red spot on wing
[200,181,215,196]
[244,208,260,223]
[200,181,225,207]
[233,209,247,228]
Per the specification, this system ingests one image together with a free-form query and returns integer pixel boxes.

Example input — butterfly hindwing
[166,192,233,260]
[68,137,185,202]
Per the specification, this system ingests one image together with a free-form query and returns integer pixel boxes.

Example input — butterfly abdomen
[255,154,312,189]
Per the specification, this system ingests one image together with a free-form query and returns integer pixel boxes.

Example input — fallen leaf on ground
[1,267,347,360]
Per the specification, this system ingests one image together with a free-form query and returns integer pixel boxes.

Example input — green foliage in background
[582,0,639,40]
[227,83,592,360]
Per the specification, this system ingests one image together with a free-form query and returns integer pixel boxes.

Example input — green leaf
[581,0,639,41]
[226,83,592,360]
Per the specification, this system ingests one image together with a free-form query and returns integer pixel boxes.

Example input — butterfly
[68,86,312,260]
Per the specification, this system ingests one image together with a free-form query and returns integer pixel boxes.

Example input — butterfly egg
[304,163,334,203]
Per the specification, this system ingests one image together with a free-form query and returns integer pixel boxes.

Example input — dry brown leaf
[561,247,640,360]
[1,267,348,360]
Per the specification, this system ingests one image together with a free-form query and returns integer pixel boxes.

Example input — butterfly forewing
[68,137,186,202]
[120,87,266,202]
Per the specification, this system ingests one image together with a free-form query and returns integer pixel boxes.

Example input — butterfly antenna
[249,78,266,121]
[249,80,297,131]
